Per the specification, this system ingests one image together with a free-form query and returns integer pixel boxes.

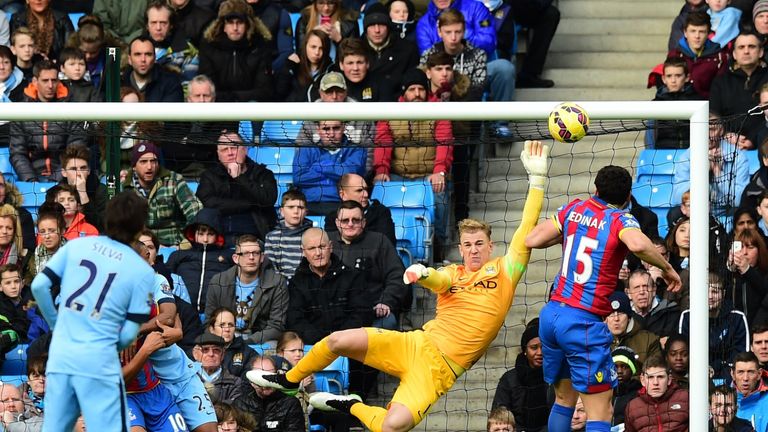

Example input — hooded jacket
[264,218,313,279]
[292,137,367,203]
[491,352,550,432]
[167,208,233,313]
[632,297,680,338]
[624,383,689,432]
[386,0,416,42]
[736,370,768,432]
[416,0,496,56]
[233,379,305,431]
[62,211,99,240]
[652,83,701,149]
[612,378,642,426]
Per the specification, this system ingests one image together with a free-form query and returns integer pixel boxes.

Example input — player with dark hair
[248,141,550,432]
[30,191,156,432]
[525,165,682,432]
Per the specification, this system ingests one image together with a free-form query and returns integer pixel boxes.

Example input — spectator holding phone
[730,228,768,327]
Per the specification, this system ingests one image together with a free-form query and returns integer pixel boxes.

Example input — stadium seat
[0,147,15,181]
[248,146,296,175]
[69,12,84,30]
[239,120,254,143]
[747,150,761,175]
[306,215,324,227]
[260,121,303,144]
[186,181,199,194]
[14,181,55,220]
[632,182,675,237]
[249,342,274,355]
[0,375,26,386]
[635,149,685,183]
[158,247,175,264]
[1,344,27,376]
[371,180,435,263]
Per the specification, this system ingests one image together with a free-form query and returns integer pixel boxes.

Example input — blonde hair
[487,407,515,431]
[0,204,22,254]
[458,218,491,240]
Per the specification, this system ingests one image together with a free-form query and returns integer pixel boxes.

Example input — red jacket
[63,212,99,241]
[624,383,689,432]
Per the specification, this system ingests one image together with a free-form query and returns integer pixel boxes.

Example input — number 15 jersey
[42,236,156,380]
[550,196,640,317]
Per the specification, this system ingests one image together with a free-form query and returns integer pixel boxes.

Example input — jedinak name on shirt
[567,212,607,230]
[92,242,124,261]
[449,279,497,293]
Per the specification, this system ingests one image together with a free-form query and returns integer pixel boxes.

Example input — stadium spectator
[264,189,314,279]
[626,269,681,338]
[628,195,660,239]
[9,0,73,61]
[732,207,760,238]
[47,183,98,240]
[373,67,453,257]
[665,333,690,388]
[323,173,396,246]
[194,332,243,404]
[122,141,203,247]
[732,351,768,431]
[665,192,726,270]
[710,385,754,432]
[136,227,191,306]
[277,29,332,101]
[415,0,494,56]
[233,356,305,431]
[386,0,415,42]
[275,331,321,430]
[121,35,185,102]
[25,203,65,282]
[487,406,515,432]
[198,0,274,103]
[491,319,549,432]
[570,398,586,432]
[752,325,768,369]
[286,227,369,344]
[205,235,289,344]
[197,131,278,244]
[668,0,707,52]
[206,307,259,378]
[144,0,200,81]
[611,346,642,426]
[606,291,662,365]
[0,205,21,266]
[336,37,390,101]
[246,0,292,73]
[58,47,102,102]
[709,32,768,146]
[168,0,215,50]
[744,135,768,210]
[0,175,34,258]
[66,15,122,93]
[0,383,42,432]
[708,0,741,48]
[166,208,233,313]
[293,120,367,215]
[0,45,23,147]
[214,402,255,432]
[110,86,166,173]
[20,356,45,418]
[728,228,768,327]
[665,12,726,100]
[58,145,106,231]
[10,27,41,81]
[508,0,559,88]
[0,264,28,342]
[679,271,749,383]
[361,3,419,99]
[92,0,148,43]
[666,216,690,272]
[9,60,86,182]
[652,58,701,149]
[294,0,359,55]
[623,355,689,432]
[481,0,513,62]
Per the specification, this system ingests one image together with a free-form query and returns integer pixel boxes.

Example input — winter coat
[10,83,86,182]
[730,265,768,328]
[205,263,288,343]
[287,255,370,344]
[233,380,305,431]
[292,138,367,203]
[633,298,681,338]
[742,146,768,210]
[167,208,233,313]
[612,378,642,426]
[62,212,99,240]
[174,295,203,358]
[668,2,708,52]
[629,196,659,239]
[10,8,73,61]
[249,0,293,73]
[709,63,768,143]
[491,353,550,432]
[610,319,662,366]
[56,176,107,232]
[264,219,314,279]
[368,35,420,99]
[92,0,147,43]
[328,230,411,314]
[223,336,259,378]
[624,384,689,432]
[61,78,103,102]
[387,0,416,42]
[0,290,30,343]
[174,1,216,49]
[197,157,278,241]
[736,371,768,432]
[667,37,727,99]
[324,199,397,247]
[652,83,702,149]
[120,65,184,102]
[421,41,487,101]
[416,0,496,56]
[209,368,243,404]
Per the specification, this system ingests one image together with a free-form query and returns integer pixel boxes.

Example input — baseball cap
[320,72,347,92]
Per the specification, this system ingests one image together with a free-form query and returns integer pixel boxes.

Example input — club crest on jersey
[160,282,172,294]
[485,265,495,274]
[595,371,604,383]
[233,353,243,367]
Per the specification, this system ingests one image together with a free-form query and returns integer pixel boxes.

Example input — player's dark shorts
[538,301,617,393]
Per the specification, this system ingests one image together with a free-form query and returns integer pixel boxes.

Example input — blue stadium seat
[249,342,274,355]
[158,247,175,264]
[69,12,84,30]
[635,149,686,183]
[239,120,254,143]
[260,121,303,144]
[0,375,26,386]
[371,180,435,263]
[248,146,296,175]
[632,182,675,238]
[0,147,15,181]
[314,356,349,395]
[306,215,324,227]
[15,181,55,220]
[747,150,761,175]
[186,181,199,194]
[1,344,28,376]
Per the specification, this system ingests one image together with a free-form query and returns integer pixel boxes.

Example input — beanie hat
[612,346,640,375]
[609,291,632,316]
[131,141,161,166]
[363,3,391,29]
[400,68,428,94]
[755,0,768,21]
[520,323,539,350]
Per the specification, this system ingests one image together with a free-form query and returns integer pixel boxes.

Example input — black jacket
[198,34,275,102]
[197,157,279,241]
[653,83,700,149]
[10,9,73,61]
[0,289,31,343]
[174,295,204,359]
[174,1,215,49]
[491,353,550,432]
[367,35,420,100]
[287,255,371,344]
[250,0,293,72]
[612,378,642,426]
[629,196,659,239]
[731,266,768,328]
[120,66,184,102]
[233,380,305,431]
[223,336,259,378]
[633,298,681,338]
[61,78,104,102]
[324,199,397,246]
[709,64,768,143]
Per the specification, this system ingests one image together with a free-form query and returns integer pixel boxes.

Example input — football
[548,102,590,143]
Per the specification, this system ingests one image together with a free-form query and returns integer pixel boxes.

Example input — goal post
[0,100,710,429]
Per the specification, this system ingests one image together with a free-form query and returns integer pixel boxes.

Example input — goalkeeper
[249,140,550,432]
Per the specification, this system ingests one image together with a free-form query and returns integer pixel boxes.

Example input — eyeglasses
[321,126,343,132]
[337,217,363,226]
[216,323,235,329]
[235,251,261,258]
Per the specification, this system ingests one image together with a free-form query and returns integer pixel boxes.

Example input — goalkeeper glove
[520,140,550,189]
[403,264,429,284]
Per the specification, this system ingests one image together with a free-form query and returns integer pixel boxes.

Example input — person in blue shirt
[30,191,157,432]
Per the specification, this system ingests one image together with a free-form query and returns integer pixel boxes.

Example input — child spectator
[653,57,701,149]
[666,216,690,272]
[486,406,515,432]
[27,203,67,279]
[20,355,45,417]
[708,0,741,48]
[9,27,40,81]
[58,47,102,102]
[265,190,313,279]
[612,346,643,426]
[214,402,256,432]
[386,0,415,42]
[166,208,232,313]
[668,0,708,51]
[0,264,29,343]
[47,183,98,240]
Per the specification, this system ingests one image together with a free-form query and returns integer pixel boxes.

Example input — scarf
[0,243,18,266]
[34,239,64,276]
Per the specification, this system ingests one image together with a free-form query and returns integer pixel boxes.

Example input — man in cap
[195,332,243,404]
[605,291,662,366]
[373,67,454,260]
[122,141,203,247]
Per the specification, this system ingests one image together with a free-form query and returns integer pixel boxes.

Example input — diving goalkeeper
[249,140,551,432]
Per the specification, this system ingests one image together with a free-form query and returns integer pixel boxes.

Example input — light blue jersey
[154,273,175,307]
[151,344,197,384]
[39,236,156,380]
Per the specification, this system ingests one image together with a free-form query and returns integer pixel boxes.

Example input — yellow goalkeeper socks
[286,337,336,383]
[350,403,387,432]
